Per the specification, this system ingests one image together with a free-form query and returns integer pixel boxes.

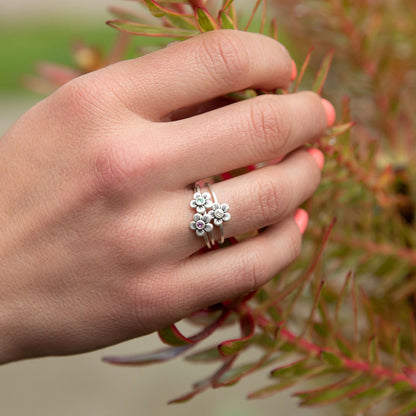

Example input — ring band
[190,184,215,248]
[206,183,231,245]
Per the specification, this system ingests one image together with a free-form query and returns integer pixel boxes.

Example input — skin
[0,30,332,364]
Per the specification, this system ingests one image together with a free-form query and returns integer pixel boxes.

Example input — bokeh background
[0,1,330,415]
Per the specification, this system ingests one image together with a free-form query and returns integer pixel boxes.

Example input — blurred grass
[0,19,164,94]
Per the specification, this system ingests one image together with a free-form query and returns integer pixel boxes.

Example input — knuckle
[286,224,302,261]
[249,175,289,223]
[89,141,147,194]
[239,248,269,292]
[245,96,292,159]
[56,76,101,116]
[197,30,250,85]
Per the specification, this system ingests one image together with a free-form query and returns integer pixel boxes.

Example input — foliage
[27,0,416,414]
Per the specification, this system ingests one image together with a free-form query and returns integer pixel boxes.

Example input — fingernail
[307,148,325,170]
[291,60,297,81]
[294,209,309,235]
[321,98,336,127]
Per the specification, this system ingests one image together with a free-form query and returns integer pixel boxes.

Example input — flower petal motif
[214,218,223,226]
[193,213,203,221]
[190,212,213,237]
[191,192,213,214]
[221,203,229,212]
[202,214,211,223]
[211,203,220,211]
[223,212,231,222]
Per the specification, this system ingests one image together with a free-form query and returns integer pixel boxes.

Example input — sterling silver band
[206,183,231,245]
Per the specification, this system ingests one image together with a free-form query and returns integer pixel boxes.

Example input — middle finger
[158,91,329,186]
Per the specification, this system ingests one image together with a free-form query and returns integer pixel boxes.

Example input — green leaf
[321,350,344,367]
[145,0,165,17]
[248,379,298,399]
[219,11,237,29]
[336,337,354,358]
[102,344,191,366]
[312,50,334,94]
[195,7,218,32]
[107,20,198,38]
[313,322,328,337]
[327,122,354,137]
[158,325,193,346]
[271,358,312,379]
[185,346,223,363]
[296,375,369,406]
[393,381,413,392]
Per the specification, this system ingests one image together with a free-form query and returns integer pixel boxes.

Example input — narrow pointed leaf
[327,122,354,137]
[218,313,255,356]
[145,0,165,17]
[107,20,198,38]
[219,11,236,29]
[270,358,310,378]
[195,7,218,32]
[297,375,370,406]
[216,357,276,386]
[248,379,298,399]
[321,350,344,367]
[185,346,223,362]
[159,324,194,346]
[160,309,230,346]
[312,50,334,94]
[102,344,191,366]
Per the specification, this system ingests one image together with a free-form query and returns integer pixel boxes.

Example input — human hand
[0,30,334,363]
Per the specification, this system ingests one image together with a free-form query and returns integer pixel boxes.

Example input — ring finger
[164,147,323,257]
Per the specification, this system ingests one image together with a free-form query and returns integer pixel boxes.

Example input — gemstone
[196,197,205,205]
[215,209,224,219]
[196,220,205,229]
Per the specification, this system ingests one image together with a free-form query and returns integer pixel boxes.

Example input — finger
[173,215,302,314]
[162,148,322,257]
[94,30,293,120]
[159,91,330,185]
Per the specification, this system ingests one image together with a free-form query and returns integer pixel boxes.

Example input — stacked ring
[189,185,215,248]
[189,183,231,248]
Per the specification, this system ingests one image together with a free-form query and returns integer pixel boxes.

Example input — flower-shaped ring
[206,183,231,245]
[209,203,231,226]
[190,213,214,248]
[190,192,213,213]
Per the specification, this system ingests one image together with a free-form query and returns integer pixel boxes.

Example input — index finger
[99,30,294,121]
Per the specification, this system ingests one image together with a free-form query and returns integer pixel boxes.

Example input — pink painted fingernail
[291,60,297,81]
[294,209,309,235]
[321,98,336,127]
[307,148,325,170]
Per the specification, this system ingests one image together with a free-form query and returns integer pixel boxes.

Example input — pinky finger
[178,213,306,312]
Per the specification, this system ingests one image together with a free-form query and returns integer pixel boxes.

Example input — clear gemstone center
[196,220,205,229]
[215,209,224,219]
[196,197,205,205]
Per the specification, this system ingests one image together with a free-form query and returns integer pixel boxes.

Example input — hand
[0,30,333,363]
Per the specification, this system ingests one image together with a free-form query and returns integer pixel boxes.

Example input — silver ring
[189,185,215,248]
[206,183,231,245]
